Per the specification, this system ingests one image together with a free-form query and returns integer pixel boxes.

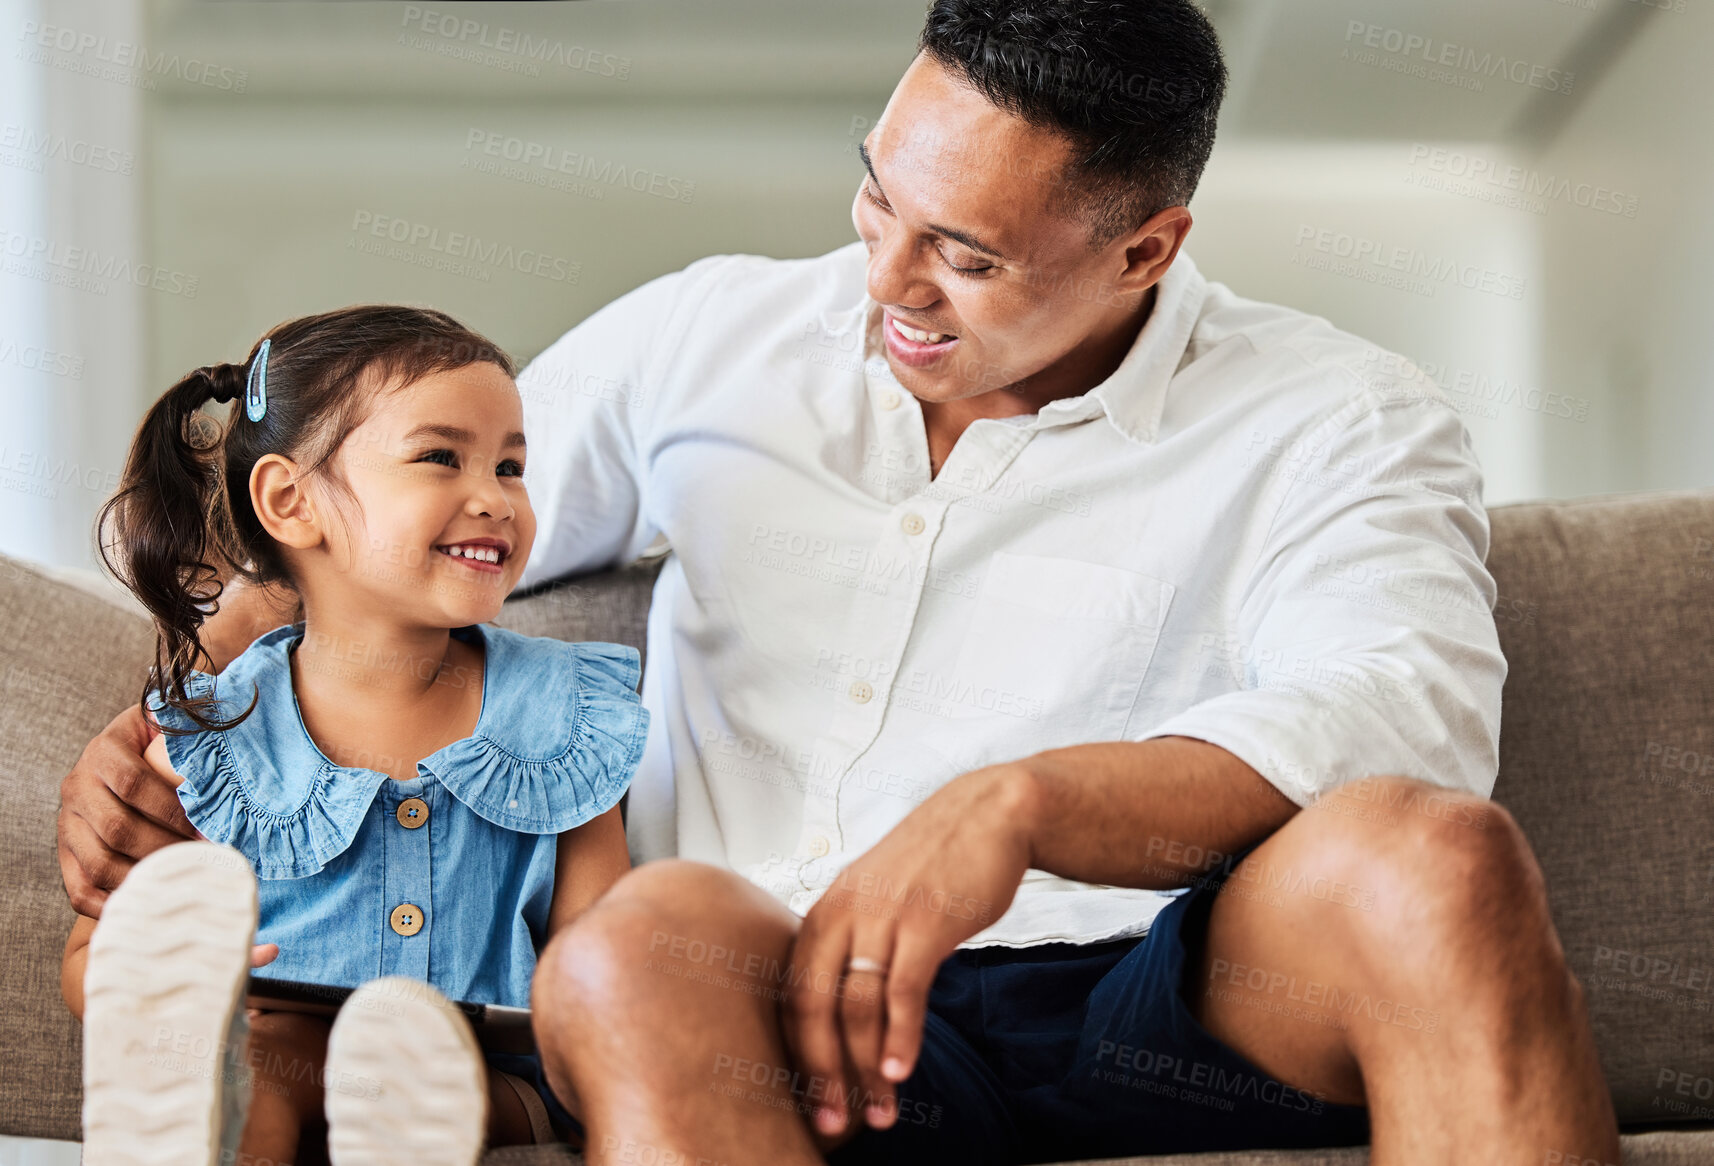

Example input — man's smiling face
[854,53,1185,407]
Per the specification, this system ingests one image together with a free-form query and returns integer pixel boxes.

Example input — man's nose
[866,231,938,312]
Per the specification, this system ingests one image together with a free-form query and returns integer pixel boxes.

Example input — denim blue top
[146,622,648,1007]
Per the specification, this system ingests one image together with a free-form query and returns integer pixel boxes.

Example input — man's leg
[1192,777,1619,1164]
[532,859,831,1166]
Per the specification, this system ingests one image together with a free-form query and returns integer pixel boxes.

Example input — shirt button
[389,903,424,937]
[807,835,831,858]
[879,390,901,410]
[395,798,428,829]
[900,513,925,535]
[848,679,873,704]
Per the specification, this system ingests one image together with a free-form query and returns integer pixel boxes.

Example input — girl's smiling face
[271,360,538,630]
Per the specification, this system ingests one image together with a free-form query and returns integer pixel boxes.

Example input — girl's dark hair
[98,304,515,734]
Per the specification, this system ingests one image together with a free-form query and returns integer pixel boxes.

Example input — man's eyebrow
[403,422,527,449]
[857,140,1013,263]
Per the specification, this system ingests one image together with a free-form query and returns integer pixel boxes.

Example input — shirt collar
[1084,249,1207,445]
[842,250,1207,447]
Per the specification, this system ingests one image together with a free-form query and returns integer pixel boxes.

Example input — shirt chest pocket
[946,552,1175,752]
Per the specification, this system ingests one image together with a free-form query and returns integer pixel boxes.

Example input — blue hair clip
[245,338,270,422]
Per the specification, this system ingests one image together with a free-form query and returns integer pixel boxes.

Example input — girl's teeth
[441,545,500,563]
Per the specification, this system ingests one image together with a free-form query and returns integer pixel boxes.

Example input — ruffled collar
[153,622,648,877]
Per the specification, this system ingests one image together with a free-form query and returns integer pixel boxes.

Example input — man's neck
[919,285,1156,478]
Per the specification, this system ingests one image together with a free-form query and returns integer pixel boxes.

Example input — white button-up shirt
[515,243,1505,947]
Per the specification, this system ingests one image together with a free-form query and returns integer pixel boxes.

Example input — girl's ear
[250,454,322,551]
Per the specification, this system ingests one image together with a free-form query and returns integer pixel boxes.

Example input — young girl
[61,306,646,1166]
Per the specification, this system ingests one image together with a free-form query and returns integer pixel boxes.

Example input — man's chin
[884,352,996,405]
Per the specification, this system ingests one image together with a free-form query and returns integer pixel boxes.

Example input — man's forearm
[1009,736,1298,890]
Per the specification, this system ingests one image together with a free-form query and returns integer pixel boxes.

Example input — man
[60,2,1618,1163]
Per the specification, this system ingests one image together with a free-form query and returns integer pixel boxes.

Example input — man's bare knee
[1289,777,1557,990]
[533,860,807,1134]
[534,860,799,1035]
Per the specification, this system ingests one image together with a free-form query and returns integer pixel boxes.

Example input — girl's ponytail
[98,360,259,733]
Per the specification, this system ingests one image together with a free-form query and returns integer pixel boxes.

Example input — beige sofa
[4,490,1714,1165]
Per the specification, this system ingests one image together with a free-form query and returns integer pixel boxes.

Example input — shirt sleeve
[1135,395,1507,806]
[512,259,715,591]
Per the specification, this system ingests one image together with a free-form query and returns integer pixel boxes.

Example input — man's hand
[783,763,1038,1140]
[57,703,198,916]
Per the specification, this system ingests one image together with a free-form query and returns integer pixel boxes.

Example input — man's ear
[250,454,322,551]
[1113,205,1194,296]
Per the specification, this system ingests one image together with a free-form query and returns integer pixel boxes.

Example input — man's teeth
[891,317,951,345]
[439,544,502,563]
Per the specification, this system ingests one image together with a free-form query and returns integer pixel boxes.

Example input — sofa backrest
[1487,491,1714,1123]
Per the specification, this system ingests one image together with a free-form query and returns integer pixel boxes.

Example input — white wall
[1191,141,1547,504]
[1532,0,1714,498]
[0,0,147,571]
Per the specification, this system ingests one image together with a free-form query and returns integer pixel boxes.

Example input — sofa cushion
[0,555,157,1141]
[1487,491,1714,1125]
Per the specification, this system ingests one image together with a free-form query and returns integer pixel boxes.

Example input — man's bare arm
[56,574,300,915]
[1014,736,1298,889]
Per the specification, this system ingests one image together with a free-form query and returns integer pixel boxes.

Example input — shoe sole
[82,841,258,1166]
[325,976,488,1165]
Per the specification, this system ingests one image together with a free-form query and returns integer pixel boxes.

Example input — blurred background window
[2,0,1707,571]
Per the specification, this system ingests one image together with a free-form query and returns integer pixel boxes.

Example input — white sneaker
[324,976,488,1165]
[82,841,258,1166]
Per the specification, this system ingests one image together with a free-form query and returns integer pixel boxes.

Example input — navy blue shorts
[827,871,1370,1165]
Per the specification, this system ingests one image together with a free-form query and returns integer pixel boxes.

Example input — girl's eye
[418,449,457,467]
[499,459,525,477]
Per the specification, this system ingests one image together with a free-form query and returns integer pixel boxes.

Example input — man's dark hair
[919,0,1227,246]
